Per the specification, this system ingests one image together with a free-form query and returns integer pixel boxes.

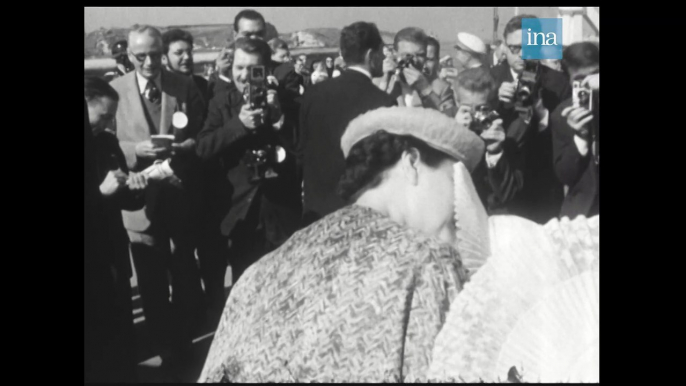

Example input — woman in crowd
[199,107,485,382]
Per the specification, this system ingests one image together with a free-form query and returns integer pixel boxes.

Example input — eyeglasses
[130,51,162,63]
[507,44,523,54]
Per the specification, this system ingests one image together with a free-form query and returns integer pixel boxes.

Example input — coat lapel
[127,73,150,140]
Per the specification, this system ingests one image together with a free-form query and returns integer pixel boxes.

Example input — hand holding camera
[581,73,599,92]
[402,65,431,92]
[480,119,506,155]
[135,139,169,160]
[561,105,594,138]
[239,103,264,130]
[498,81,517,104]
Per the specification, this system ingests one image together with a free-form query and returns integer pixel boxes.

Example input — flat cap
[341,107,485,172]
[454,32,487,55]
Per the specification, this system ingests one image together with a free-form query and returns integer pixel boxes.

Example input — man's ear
[399,148,421,186]
[161,54,169,67]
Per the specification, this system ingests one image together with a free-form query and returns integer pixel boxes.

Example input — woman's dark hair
[84,76,119,102]
[337,130,452,201]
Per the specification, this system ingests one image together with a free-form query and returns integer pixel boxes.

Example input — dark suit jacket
[208,72,233,102]
[93,131,145,279]
[109,69,204,232]
[192,74,210,110]
[472,138,525,215]
[298,69,396,220]
[197,85,300,237]
[551,98,599,218]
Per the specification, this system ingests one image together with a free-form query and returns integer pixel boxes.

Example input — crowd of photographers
[85,9,599,382]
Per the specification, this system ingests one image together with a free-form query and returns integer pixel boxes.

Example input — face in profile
[236,18,266,40]
[294,58,304,74]
[128,32,164,79]
[232,48,262,93]
[164,40,194,75]
[88,96,118,135]
[504,29,524,73]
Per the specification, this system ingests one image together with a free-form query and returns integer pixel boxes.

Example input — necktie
[144,81,160,103]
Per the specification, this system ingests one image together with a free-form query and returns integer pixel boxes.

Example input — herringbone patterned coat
[199,204,467,382]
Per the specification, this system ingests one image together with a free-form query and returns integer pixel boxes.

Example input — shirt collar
[347,66,372,80]
[136,71,162,95]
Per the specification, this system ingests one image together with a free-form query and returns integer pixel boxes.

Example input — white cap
[454,32,487,55]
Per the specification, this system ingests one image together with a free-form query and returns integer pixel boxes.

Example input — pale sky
[84,7,562,43]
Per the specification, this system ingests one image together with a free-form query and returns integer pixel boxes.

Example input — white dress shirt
[136,71,162,95]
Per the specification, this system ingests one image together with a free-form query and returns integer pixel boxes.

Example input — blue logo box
[522,18,563,60]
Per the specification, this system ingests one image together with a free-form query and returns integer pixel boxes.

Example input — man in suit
[453,67,524,215]
[108,25,206,375]
[379,27,457,118]
[299,21,396,225]
[490,14,570,224]
[162,28,209,107]
[551,42,600,219]
[196,37,299,286]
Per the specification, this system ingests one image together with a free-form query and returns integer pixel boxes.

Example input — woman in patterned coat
[199,107,485,382]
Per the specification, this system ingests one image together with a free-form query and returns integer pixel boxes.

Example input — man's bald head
[127,25,164,79]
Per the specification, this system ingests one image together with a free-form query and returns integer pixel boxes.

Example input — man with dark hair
[108,25,206,377]
[196,37,299,287]
[551,42,599,219]
[453,67,524,216]
[162,28,210,106]
[490,14,570,224]
[425,36,440,80]
[379,27,457,118]
[234,9,267,40]
[298,21,396,225]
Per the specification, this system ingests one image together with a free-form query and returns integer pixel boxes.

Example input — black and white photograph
[84,6,600,383]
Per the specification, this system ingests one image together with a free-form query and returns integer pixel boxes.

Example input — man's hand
[455,106,473,129]
[126,172,149,191]
[100,169,127,197]
[239,103,264,130]
[581,73,599,92]
[498,81,517,104]
[561,106,594,137]
[480,119,506,155]
[135,140,168,159]
[215,47,232,77]
[402,66,431,92]
[171,138,196,155]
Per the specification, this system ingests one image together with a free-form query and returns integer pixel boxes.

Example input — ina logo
[522,18,563,60]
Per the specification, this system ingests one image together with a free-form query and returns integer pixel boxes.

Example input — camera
[243,65,273,110]
[514,60,540,110]
[242,144,287,183]
[395,54,419,83]
[471,105,501,134]
[572,80,592,110]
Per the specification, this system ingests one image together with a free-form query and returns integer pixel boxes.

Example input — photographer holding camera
[551,42,599,219]
[453,67,524,215]
[490,14,572,224]
[380,27,457,118]
[196,37,301,285]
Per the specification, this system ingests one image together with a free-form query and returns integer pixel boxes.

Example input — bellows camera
[471,105,501,134]
[572,80,592,110]
[515,60,540,111]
